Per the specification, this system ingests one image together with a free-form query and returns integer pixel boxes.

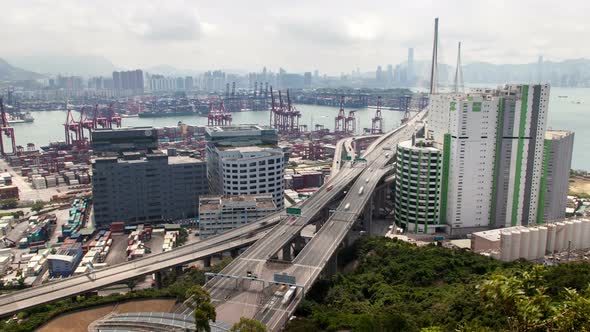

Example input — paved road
[0,112,425,320]
[201,111,427,329]
[0,214,284,317]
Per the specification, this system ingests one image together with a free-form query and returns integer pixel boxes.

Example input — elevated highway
[196,111,427,330]
[0,128,406,317]
[0,111,425,321]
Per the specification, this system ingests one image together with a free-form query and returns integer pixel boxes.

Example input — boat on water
[120,113,139,118]
[138,110,196,118]
[7,112,34,124]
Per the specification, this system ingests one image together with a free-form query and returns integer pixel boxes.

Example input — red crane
[371,96,383,134]
[64,108,82,146]
[286,90,300,135]
[334,96,346,134]
[0,98,16,155]
[208,102,232,126]
[80,106,96,141]
[345,110,356,134]
[107,103,122,128]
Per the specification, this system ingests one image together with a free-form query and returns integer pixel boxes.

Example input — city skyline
[3,0,590,74]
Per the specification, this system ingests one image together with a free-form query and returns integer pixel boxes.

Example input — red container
[110,222,125,233]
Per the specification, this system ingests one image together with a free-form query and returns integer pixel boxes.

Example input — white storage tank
[537,226,548,259]
[520,229,530,259]
[564,221,574,250]
[528,227,540,260]
[546,223,557,254]
[582,219,590,249]
[573,220,583,249]
[500,231,513,262]
[555,222,566,252]
[511,230,521,260]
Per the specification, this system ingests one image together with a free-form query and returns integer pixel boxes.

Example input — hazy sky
[2,0,589,74]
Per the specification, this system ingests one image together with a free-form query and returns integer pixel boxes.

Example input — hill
[0,58,44,81]
[4,55,116,77]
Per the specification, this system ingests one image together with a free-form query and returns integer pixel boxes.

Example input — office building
[206,125,285,209]
[537,130,574,222]
[91,127,158,155]
[198,195,276,239]
[92,151,208,227]
[394,138,443,234]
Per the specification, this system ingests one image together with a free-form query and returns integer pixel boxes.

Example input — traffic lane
[0,235,263,316]
[0,226,273,315]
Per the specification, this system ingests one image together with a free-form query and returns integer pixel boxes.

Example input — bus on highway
[282,286,297,305]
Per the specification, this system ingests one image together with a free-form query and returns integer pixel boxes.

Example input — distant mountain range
[461,59,590,85]
[0,58,44,81]
[4,55,117,77]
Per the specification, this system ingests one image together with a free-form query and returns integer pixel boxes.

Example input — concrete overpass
[189,111,427,330]
[0,111,425,322]
[0,124,404,318]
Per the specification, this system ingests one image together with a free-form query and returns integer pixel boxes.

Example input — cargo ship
[138,110,196,118]
[7,112,34,124]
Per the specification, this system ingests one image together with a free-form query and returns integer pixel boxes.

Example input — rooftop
[545,130,573,140]
[199,194,276,212]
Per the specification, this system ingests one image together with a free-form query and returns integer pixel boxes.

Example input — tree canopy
[230,317,267,332]
[286,236,590,332]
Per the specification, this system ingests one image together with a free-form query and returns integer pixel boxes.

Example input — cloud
[275,16,384,47]
[126,3,203,41]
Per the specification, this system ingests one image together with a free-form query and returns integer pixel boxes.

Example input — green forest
[285,237,590,332]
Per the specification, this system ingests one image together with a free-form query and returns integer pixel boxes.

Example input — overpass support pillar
[374,186,387,217]
[364,194,373,235]
[203,256,211,268]
[325,254,338,277]
[282,243,292,261]
[293,236,306,256]
[155,271,163,289]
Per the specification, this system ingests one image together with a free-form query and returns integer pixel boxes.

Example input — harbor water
[9,87,590,170]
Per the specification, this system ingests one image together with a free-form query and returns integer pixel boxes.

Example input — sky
[2,0,589,74]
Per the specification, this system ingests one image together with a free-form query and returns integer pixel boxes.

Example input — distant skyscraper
[537,55,544,82]
[407,47,415,84]
[376,66,383,85]
[386,64,394,86]
[303,72,312,87]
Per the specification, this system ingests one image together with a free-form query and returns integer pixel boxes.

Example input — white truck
[282,286,297,305]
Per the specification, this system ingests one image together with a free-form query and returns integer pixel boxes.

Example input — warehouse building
[199,194,276,239]
[47,242,83,277]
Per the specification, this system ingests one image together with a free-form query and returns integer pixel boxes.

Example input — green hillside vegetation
[286,237,590,332]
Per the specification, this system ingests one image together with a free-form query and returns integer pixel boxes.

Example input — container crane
[0,98,16,156]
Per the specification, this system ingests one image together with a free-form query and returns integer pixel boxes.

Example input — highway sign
[344,156,352,160]
[355,157,367,162]
[286,207,301,216]
[274,273,296,285]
